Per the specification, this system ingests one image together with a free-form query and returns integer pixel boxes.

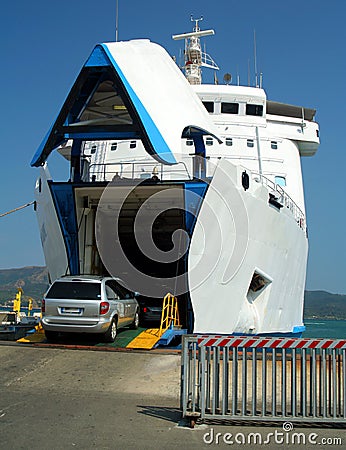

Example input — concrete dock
[0,343,344,449]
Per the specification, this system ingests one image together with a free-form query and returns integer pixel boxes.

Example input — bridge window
[271,141,278,149]
[275,176,286,187]
[203,102,214,113]
[225,138,233,146]
[111,142,117,151]
[247,139,254,148]
[186,139,194,146]
[246,104,263,116]
[221,102,239,114]
[205,137,214,146]
[91,145,97,154]
[130,141,137,149]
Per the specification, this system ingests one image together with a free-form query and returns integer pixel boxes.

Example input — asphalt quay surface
[0,343,345,449]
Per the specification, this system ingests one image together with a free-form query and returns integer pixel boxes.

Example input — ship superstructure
[31,21,319,336]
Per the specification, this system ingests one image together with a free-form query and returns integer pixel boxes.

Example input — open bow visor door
[31,39,221,167]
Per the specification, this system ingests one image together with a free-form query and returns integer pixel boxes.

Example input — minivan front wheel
[103,318,117,343]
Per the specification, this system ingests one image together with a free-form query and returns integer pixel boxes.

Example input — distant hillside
[0,266,48,307]
[304,290,346,320]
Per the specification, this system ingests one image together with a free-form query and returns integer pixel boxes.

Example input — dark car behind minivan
[138,297,163,325]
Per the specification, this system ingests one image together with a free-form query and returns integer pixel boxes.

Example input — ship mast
[172,16,219,85]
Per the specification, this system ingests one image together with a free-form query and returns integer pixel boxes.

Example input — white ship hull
[31,26,319,337]
[35,158,307,337]
[189,159,307,336]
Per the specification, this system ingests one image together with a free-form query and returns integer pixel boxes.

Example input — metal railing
[204,157,306,233]
[181,335,346,425]
[159,293,181,336]
[88,161,192,182]
[251,172,306,232]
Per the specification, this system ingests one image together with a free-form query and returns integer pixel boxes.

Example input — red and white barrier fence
[196,335,346,349]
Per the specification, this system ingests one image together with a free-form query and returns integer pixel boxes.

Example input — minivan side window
[105,285,118,300]
[107,280,132,299]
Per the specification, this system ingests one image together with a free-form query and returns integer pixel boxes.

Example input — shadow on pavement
[137,405,182,424]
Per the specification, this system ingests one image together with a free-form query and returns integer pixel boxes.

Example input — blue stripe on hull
[49,183,79,274]
[230,328,306,338]
[100,45,176,165]
[184,181,208,236]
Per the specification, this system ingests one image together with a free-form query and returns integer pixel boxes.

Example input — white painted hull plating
[189,159,307,335]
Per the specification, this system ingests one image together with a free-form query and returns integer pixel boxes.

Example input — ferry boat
[31,19,319,336]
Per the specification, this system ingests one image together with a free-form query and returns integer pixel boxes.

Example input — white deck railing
[88,161,192,182]
[251,172,306,233]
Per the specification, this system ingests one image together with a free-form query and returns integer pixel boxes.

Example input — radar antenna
[191,15,203,32]
[223,73,232,85]
[172,18,219,85]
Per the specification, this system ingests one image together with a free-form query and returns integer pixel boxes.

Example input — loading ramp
[127,293,186,349]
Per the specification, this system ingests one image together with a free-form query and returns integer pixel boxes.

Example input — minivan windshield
[46,282,101,300]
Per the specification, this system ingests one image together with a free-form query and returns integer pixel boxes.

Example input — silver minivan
[41,276,139,342]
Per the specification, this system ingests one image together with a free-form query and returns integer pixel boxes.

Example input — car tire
[45,330,59,342]
[103,317,117,343]
[130,311,139,330]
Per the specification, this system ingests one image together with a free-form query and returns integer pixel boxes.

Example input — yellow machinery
[12,289,33,318]
[13,289,46,343]
[127,293,180,349]
[28,297,33,316]
[12,288,23,319]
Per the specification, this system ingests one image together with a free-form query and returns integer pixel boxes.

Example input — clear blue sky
[1,0,345,294]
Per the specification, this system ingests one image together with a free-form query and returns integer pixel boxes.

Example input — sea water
[304,319,346,339]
